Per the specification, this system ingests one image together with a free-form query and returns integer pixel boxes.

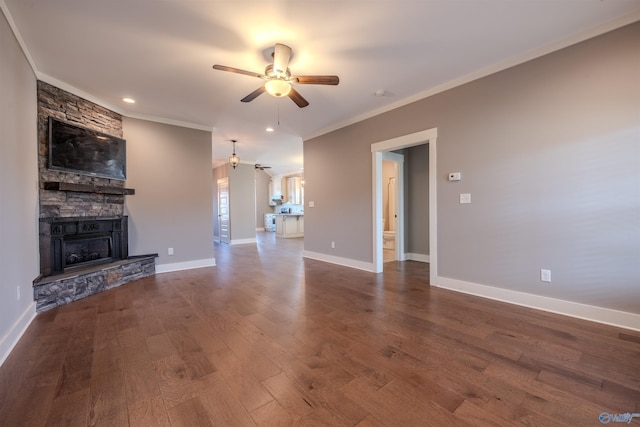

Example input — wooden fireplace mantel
[43,181,135,195]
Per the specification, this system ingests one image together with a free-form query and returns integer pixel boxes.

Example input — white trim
[256,227,265,232]
[0,302,36,367]
[305,11,640,141]
[0,0,38,76]
[406,253,430,263]
[371,128,438,153]
[303,250,375,273]
[371,128,437,286]
[231,238,257,245]
[4,0,636,142]
[156,257,216,274]
[123,111,212,132]
[428,140,437,282]
[38,74,213,133]
[435,276,640,332]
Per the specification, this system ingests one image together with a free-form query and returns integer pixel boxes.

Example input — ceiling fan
[213,43,339,108]
[255,164,272,170]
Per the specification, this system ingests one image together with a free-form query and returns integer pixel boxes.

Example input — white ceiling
[3,0,639,176]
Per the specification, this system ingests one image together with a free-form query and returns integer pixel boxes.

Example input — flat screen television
[48,117,126,180]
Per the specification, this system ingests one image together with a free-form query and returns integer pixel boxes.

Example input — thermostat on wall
[448,172,461,181]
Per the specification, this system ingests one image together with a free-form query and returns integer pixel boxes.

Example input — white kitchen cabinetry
[269,179,284,205]
[275,215,304,238]
[287,177,303,205]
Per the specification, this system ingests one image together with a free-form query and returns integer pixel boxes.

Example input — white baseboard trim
[0,301,36,367]
[406,253,430,263]
[435,276,640,332]
[303,250,375,272]
[256,227,265,232]
[156,257,216,274]
[231,238,257,245]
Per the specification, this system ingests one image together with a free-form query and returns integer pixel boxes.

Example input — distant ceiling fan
[255,164,272,170]
[213,43,339,108]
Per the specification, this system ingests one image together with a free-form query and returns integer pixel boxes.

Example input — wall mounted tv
[48,117,126,180]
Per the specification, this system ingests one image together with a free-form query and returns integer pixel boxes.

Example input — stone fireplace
[33,81,156,312]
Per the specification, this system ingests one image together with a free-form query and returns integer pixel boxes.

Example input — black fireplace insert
[39,216,128,276]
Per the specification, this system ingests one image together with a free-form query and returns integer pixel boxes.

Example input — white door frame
[371,128,437,285]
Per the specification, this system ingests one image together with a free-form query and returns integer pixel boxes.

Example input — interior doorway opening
[382,153,404,263]
[371,128,437,285]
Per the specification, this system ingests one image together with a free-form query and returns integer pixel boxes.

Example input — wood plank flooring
[1,231,639,426]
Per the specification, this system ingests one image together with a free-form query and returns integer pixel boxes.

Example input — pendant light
[229,140,240,169]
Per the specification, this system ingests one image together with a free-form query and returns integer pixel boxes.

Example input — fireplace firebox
[64,235,112,268]
[39,216,128,276]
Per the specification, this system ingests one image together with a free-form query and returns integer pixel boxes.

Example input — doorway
[371,128,437,285]
[382,152,404,263]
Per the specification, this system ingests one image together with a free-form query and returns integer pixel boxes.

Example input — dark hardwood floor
[1,232,639,426]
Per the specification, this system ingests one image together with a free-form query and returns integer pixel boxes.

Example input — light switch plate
[309,201,315,208]
[541,269,551,283]
[460,193,471,204]
[448,172,461,181]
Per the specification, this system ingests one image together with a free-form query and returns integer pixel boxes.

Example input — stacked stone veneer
[38,80,125,218]
[34,81,156,311]
[34,257,156,312]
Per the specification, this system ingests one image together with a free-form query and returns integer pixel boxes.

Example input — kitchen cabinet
[269,179,283,205]
[275,214,304,238]
[286,177,303,205]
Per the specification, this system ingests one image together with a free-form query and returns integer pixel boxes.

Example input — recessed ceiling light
[122,98,136,104]
[266,127,274,132]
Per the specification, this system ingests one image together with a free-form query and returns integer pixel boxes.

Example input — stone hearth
[33,256,156,312]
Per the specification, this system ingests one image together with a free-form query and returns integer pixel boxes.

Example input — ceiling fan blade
[288,87,309,108]
[293,75,339,85]
[272,43,292,76]
[213,65,264,79]
[241,86,266,103]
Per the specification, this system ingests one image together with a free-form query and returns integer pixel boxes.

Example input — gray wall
[0,8,39,360]
[304,124,373,262]
[123,117,214,266]
[304,22,640,313]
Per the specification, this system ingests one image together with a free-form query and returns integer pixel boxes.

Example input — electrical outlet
[168,247,174,256]
[331,241,335,249]
[540,269,551,283]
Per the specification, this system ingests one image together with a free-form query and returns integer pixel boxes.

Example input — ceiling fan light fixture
[265,79,291,97]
